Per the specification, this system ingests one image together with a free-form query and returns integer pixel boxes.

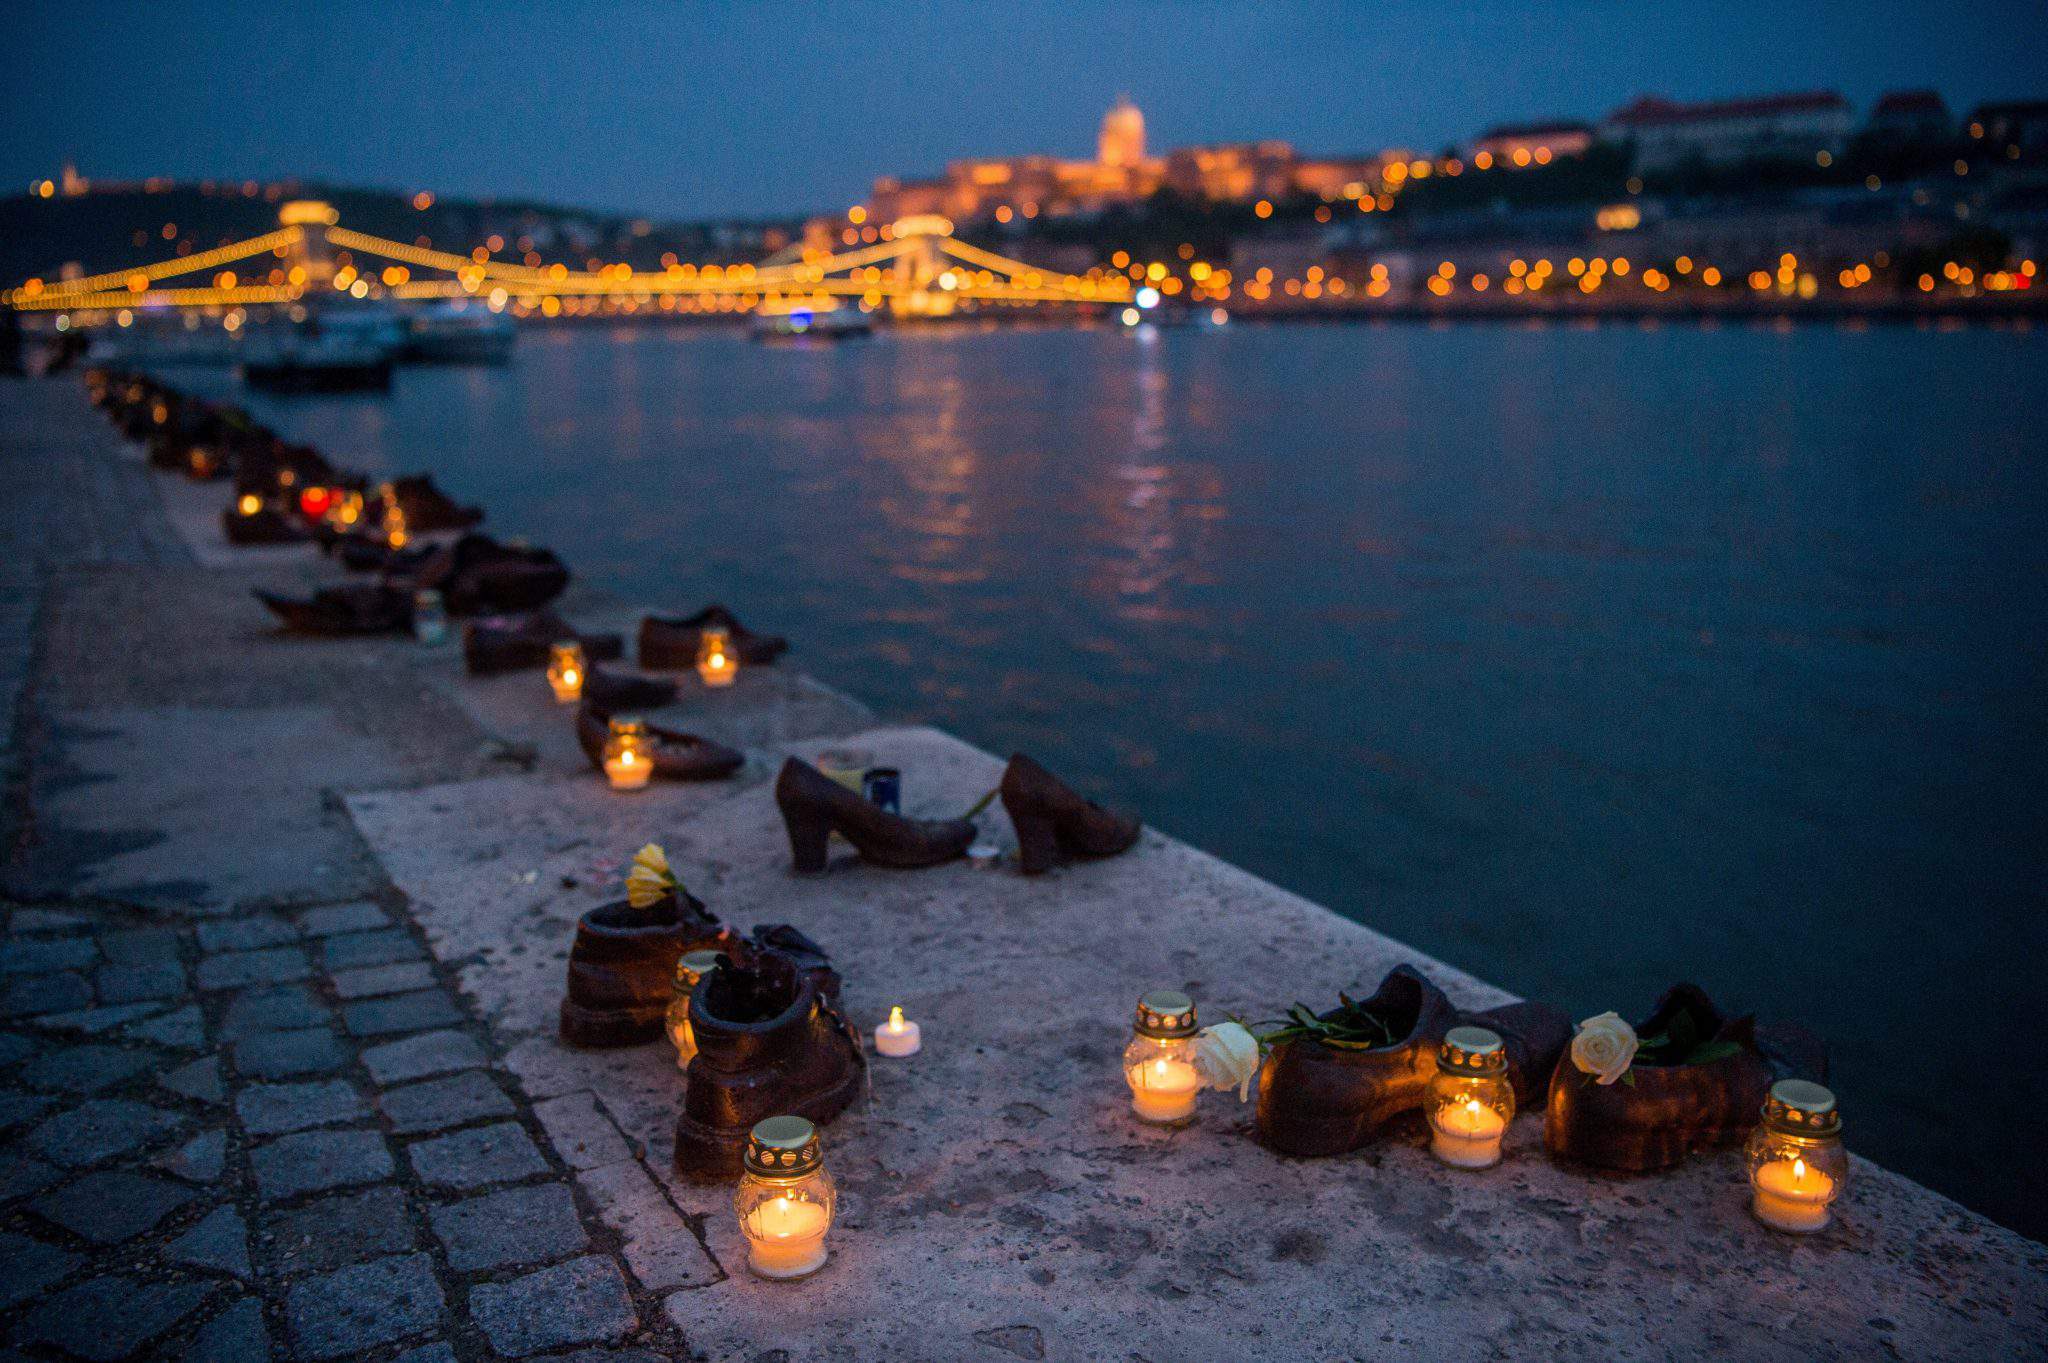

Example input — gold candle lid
[1134,990,1197,1039]
[1437,1025,1507,1076]
[608,714,647,737]
[550,639,584,660]
[1761,1079,1840,1137]
[676,949,723,988]
[744,1115,823,1178]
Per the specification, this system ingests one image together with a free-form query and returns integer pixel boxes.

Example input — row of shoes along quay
[2,373,2045,1360]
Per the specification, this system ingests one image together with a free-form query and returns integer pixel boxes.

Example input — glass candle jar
[665,948,723,1070]
[601,715,653,791]
[546,641,585,704]
[1746,1080,1847,1233]
[696,625,738,687]
[1426,1026,1514,1168]
[1122,990,1202,1124]
[734,1116,836,1280]
[411,590,448,646]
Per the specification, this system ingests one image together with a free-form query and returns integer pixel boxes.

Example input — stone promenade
[2,374,2045,1362]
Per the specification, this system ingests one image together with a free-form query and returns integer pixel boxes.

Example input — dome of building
[1099,96,1145,168]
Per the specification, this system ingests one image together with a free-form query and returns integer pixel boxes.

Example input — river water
[177,319,2048,1238]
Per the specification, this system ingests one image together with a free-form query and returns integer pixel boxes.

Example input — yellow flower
[625,843,678,909]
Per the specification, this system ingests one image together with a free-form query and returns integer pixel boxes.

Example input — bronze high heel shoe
[773,758,974,873]
[999,753,1140,875]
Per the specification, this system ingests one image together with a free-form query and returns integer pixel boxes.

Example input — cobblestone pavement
[1,378,704,1360]
[1,894,699,1361]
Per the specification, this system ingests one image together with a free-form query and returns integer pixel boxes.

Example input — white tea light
[874,1006,921,1057]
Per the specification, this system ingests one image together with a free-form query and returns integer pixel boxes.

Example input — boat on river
[241,310,397,392]
[751,299,873,341]
[402,302,515,364]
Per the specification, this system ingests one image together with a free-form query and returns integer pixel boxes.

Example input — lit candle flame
[888,1005,904,1030]
[619,750,636,767]
[563,669,579,686]
[1793,1157,1807,1183]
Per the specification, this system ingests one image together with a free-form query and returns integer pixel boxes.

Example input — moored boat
[402,302,515,364]
[751,299,873,341]
[241,310,397,392]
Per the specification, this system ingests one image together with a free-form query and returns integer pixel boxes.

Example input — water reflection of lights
[1093,338,1211,614]
[863,359,985,587]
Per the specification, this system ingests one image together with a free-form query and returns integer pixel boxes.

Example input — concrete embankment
[2,374,2044,1362]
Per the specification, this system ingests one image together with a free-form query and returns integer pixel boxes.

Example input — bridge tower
[277,201,341,292]
[886,215,956,317]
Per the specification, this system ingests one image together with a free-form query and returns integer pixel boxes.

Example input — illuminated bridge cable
[6,227,304,304]
[322,228,555,283]
[9,285,301,312]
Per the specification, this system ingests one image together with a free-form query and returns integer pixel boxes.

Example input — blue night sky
[4,0,2042,220]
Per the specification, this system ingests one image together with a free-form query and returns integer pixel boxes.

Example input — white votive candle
[874,1006,921,1057]
[1130,1054,1201,1123]
[743,1195,829,1279]
[1430,1098,1507,1169]
[1752,1157,1835,1233]
[603,748,651,791]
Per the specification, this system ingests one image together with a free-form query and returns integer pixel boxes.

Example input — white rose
[1570,1011,1639,1085]
[1191,1021,1260,1102]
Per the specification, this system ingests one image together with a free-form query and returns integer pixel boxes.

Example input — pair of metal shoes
[558,890,861,1180]
[772,751,1142,875]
